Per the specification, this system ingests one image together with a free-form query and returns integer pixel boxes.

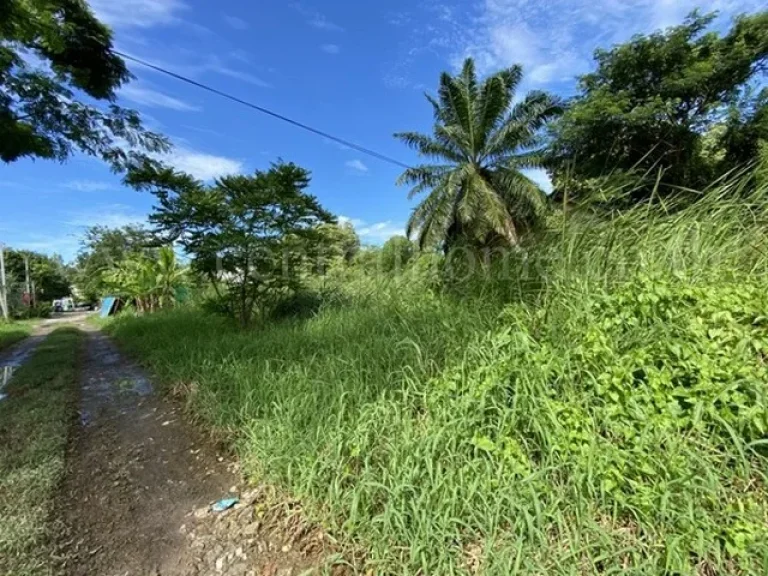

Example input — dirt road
[0,313,91,400]
[54,326,335,576]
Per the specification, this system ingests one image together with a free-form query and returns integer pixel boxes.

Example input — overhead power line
[114,51,412,170]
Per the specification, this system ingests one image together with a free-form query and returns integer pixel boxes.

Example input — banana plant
[103,246,187,313]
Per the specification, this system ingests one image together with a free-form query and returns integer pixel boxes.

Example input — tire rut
[56,329,236,575]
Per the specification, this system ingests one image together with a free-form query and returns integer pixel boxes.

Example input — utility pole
[24,255,32,309]
[0,244,8,321]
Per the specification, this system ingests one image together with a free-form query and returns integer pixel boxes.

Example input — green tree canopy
[74,225,159,301]
[395,58,563,250]
[550,11,768,202]
[381,236,415,273]
[1,0,168,169]
[315,221,360,264]
[128,161,334,327]
[3,249,71,302]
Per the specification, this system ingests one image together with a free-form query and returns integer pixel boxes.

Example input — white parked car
[52,297,75,313]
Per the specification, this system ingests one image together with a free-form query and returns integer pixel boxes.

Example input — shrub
[268,290,324,321]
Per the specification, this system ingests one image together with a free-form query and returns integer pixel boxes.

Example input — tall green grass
[0,328,84,575]
[108,171,768,574]
[0,321,31,353]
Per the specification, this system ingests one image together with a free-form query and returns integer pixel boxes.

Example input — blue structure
[100,297,117,318]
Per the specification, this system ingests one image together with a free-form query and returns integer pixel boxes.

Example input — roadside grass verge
[0,321,32,353]
[0,328,84,575]
[107,173,768,574]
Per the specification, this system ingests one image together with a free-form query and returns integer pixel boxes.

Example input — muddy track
[55,327,338,576]
[55,328,235,575]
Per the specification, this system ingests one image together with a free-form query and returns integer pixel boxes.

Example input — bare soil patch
[55,329,340,575]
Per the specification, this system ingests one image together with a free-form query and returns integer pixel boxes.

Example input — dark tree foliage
[0,0,169,169]
[4,249,71,301]
[128,162,334,327]
[550,11,768,203]
[720,87,768,170]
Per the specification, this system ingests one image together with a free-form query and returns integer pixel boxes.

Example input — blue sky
[1,0,761,261]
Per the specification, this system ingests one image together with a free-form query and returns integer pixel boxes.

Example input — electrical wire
[114,51,413,170]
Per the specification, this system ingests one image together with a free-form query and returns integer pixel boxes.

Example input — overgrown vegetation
[74,225,160,303]
[10,3,761,573]
[0,328,83,575]
[549,11,768,201]
[127,161,336,326]
[102,245,188,313]
[107,170,768,574]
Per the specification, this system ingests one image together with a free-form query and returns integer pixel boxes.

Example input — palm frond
[509,91,565,130]
[407,176,457,248]
[493,169,550,224]
[438,72,472,142]
[394,131,464,163]
[473,65,523,147]
[502,149,548,171]
[434,125,471,157]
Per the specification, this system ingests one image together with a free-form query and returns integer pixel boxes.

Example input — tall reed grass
[108,170,768,574]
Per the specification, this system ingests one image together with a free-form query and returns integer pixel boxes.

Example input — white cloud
[321,44,341,54]
[63,180,114,192]
[88,0,188,29]
[212,65,272,88]
[339,216,405,243]
[119,84,200,111]
[13,234,82,261]
[222,14,249,30]
[395,0,765,89]
[338,215,365,228]
[345,159,369,173]
[229,49,251,64]
[388,11,413,27]
[13,205,149,260]
[162,149,243,181]
[454,0,603,82]
[292,3,344,31]
[309,15,343,32]
[358,221,405,242]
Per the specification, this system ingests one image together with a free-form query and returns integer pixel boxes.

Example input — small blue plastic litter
[211,497,238,512]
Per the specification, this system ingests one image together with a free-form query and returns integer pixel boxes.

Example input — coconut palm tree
[395,58,563,250]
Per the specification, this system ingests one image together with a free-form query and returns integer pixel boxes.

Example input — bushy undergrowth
[107,173,768,574]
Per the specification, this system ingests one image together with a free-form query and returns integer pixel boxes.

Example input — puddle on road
[0,366,16,402]
[79,334,154,426]
[1,337,42,368]
[0,336,45,403]
[115,376,153,396]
